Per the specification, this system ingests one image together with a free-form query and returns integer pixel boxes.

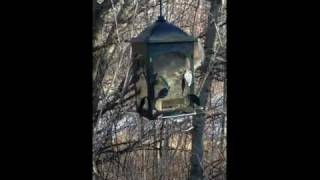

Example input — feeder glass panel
[132,43,150,114]
[149,43,194,113]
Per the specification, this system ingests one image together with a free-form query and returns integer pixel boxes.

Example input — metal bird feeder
[130,2,200,120]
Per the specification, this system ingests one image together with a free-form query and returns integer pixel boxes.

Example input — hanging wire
[158,0,165,21]
[160,0,163,17]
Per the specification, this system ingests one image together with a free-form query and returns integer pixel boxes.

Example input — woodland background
[92,0,226,179]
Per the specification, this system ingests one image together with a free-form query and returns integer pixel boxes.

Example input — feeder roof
[131,16,195,43]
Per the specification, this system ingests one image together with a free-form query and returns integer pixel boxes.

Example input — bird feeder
[130,15,199,120]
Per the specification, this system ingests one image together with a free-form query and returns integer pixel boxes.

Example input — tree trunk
[189,1,221,180]
[220,77,227,147]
